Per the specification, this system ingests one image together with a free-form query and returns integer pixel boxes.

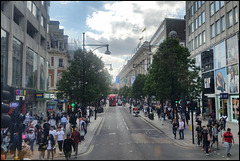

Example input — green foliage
[144,37,203,101]
[56,49,112,105]
[118,85,131,98]
[131,74,146,100]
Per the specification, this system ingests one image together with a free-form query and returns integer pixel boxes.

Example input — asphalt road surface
[75,106,224,160]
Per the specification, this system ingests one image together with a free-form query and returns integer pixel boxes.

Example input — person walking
[172,119,178,139]
[201,125,211,156]
[61,115,68,132]
[222,114,227,131]
[46,134,55,160]
[43,119,50,138]
[26,129,35,153]
[211,123,220,150]
[11,132,21,158]
[195,123,202,146]
[63,134,74,160]
[222,128,235,157]
[160,112,165,125]
[71,127,81,158]
[20,138,32,160]
[179,118,184,140]
[37,133,47,160]
[219,118,224,137]
[56,126,65,154]
[48,115,56,129]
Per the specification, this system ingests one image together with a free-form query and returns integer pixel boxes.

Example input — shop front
[35,91,54,115]
[216,93,239,122]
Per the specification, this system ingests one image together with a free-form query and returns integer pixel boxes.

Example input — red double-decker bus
[109,94,118,106]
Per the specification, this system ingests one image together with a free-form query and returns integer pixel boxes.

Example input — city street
[69,104,239,160]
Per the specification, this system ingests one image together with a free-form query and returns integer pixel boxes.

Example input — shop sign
[44,93,50,99]
[220,93,228,99]
[16,89,26,96]
[16,96,25,100]
[36,93,43,98]
[10,102,19,107]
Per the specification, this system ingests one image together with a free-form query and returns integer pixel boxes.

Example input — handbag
[80,131,85,137]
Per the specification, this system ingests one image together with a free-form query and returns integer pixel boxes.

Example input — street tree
[130,74,147,102]
[143,37,203,104]
[56,49,112,107]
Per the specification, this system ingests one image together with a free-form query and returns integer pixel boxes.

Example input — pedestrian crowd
[193,112,236,157]
[145,102,237,158]
[1,106,94,160]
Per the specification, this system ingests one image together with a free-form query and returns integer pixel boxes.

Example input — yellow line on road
[78,145,94,156]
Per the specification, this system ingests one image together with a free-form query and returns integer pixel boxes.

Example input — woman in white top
[55,127,65,154]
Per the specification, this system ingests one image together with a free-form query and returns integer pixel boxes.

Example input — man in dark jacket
[63,134,74,160]
[202,126,210,156]
[71,127,81,158]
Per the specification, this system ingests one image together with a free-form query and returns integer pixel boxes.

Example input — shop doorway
[220,99,228,117]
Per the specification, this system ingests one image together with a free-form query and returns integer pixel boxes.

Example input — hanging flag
[116,76,120,84]
[142,27,146,32]
[139,37,143,40]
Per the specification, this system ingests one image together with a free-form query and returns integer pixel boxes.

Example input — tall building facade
[117,18,186,88]
[48,20,70,111]
[1,1,51,115]
[186,1,239,122]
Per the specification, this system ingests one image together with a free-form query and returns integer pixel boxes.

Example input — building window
[195,36,198,49]
[188,25,191,35]
[220,1,224,8]
[32,2,38,18]
[59,58,63,67]
[12,37,23,87]
[191,22,194,33]
[216,19,220,35]
[202,31,206,44]
[220,16,225,32]
[40,57,45,90]
[51,57,54,66]
[215,1,220,12]
[191,5,194,16]
[227,10,233,28]
[26,48,38,89]
[40,15,45,27]
[194,1,198,13]
[202,11,205,24]
[202,1,205,5]
[210,23,215,38]
[27,1,32,12]
[210,3,214,16]
[198,1,201,9]
[198,33,202,46]
[195,18,198,30]
[233,7,238,24]
[1,29,8,85]
[41,1,44,6]
[198,15,202,27]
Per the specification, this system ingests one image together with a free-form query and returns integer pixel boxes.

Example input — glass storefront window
[40,56,45,90]
[1,29,8,85]
[26,48,38,89]
[231,97,239,121]
[12,37,23,87]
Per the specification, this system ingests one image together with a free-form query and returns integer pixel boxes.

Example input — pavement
[6,103,239,160]
[138,109,239,147]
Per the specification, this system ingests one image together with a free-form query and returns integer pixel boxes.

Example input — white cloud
[83,1,185,82]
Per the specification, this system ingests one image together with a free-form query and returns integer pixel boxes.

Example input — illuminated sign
[16,89,26,96]
[36,93,43,98]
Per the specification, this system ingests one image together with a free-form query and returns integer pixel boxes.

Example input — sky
[49,1,186,83]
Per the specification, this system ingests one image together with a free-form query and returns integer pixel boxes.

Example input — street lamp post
[82,32,111,119]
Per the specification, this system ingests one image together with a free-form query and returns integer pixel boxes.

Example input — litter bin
[149,113,154,120]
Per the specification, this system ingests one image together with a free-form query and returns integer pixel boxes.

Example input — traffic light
[1,89,12,128]
[194,102,197,110]
[71,103,75,108]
